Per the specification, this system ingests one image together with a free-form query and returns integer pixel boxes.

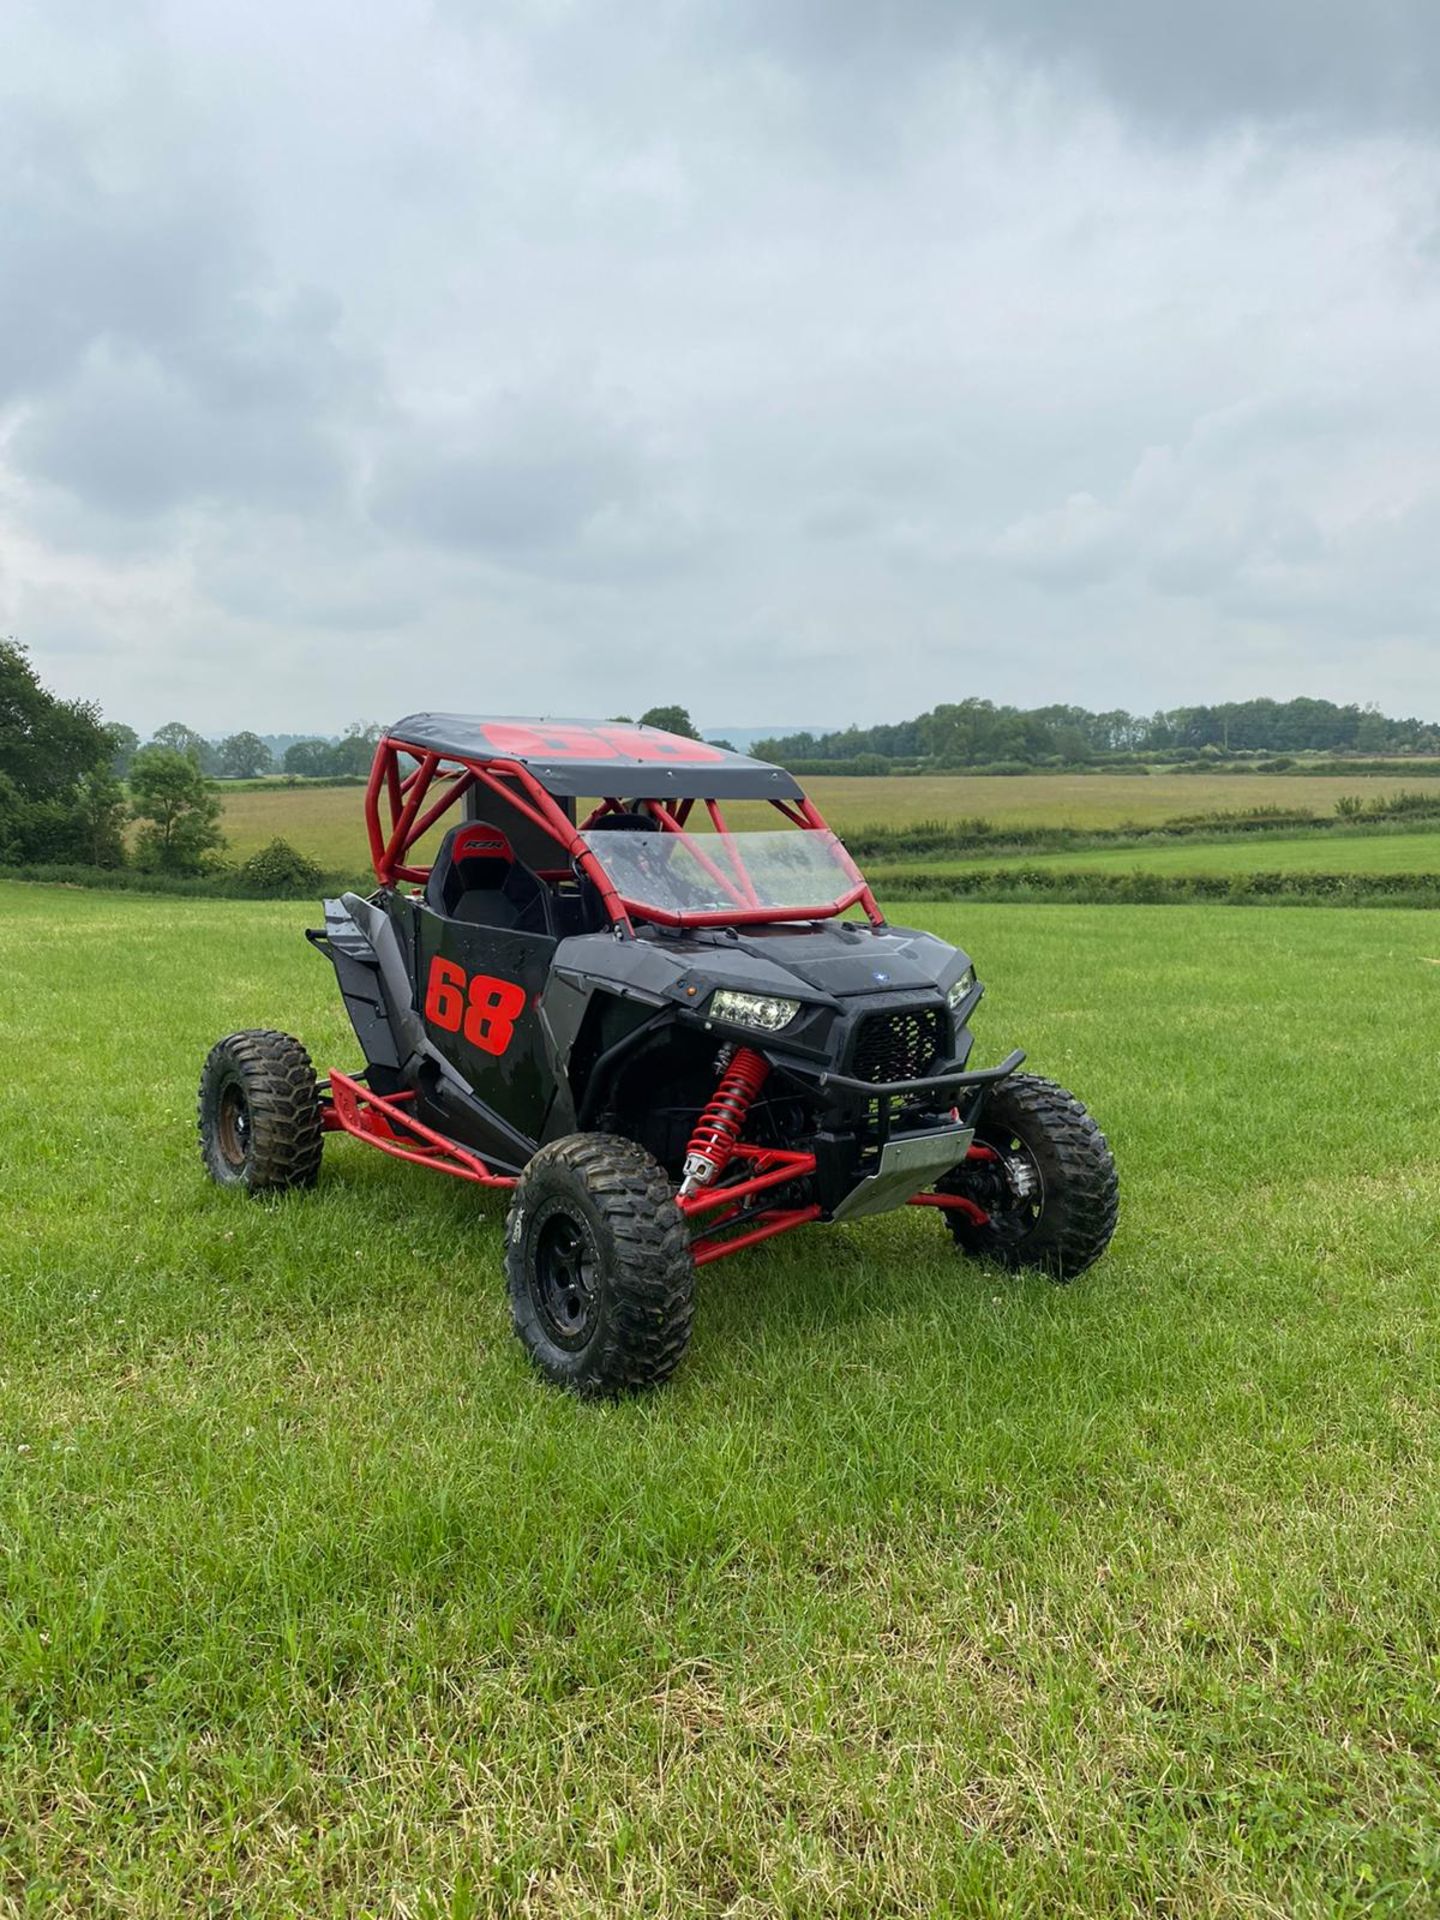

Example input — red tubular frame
[321,1074,987,1251]
[689,1205,823,1266]
[677,1143,815,1217]
[908,1191,990,1226]
[324,1071,517,1189]
[366,740,635,928]
[681,1144,819,1265]
[362,734,883,932]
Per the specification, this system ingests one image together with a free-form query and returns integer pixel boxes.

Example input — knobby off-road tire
[937,1072,1118,1280]
[197,1030,324,1194]
[505,1133,695,1398]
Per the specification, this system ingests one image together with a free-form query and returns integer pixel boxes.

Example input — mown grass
[218,772,1440,869]
[2,882,1439,1914]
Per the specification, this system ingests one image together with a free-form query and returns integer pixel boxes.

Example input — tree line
[3,641,233,875]
[753,698,1440,770]
[102,720,385,782]
[0,651,716,882]
[101,704,709,781]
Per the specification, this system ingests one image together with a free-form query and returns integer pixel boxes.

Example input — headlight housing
[708,989,800,1033]
[946,968,977,1012]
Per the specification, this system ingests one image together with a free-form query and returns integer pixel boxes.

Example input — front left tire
[197,1029,324,1193]
[505,1133,695,1397]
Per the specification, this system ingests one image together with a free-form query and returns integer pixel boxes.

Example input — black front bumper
[769,1047,1026,1218]
[794,1047,1026,1102]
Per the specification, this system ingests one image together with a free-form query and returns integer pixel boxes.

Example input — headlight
[946,968,977,1011]
[708,989,800,1032]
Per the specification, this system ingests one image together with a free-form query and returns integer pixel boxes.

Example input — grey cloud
[0,70,373,524]
[0,105,242,402]
[369,391,676,566]
[988,389,1440,642]
[4,0,1440,733]
[9,332,353,518]
[722,0,1440,134]
[990,493,1130,588]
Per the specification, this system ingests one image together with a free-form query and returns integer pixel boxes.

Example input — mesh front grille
[850,1006,943,1084]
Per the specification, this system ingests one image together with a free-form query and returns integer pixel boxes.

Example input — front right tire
[935,1072,1118,1279]
[505,1133,696,1397]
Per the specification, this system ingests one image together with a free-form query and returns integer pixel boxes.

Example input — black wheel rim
[532,1208,601,1352]
[216,1081,253,1173]
[940,1126,1045,1244]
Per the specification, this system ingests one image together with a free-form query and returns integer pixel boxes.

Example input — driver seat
[425,821,551,930]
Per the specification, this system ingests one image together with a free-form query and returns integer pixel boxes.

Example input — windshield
[577,826,865,925]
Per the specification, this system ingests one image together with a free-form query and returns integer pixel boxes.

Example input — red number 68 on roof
[478,722,725,764]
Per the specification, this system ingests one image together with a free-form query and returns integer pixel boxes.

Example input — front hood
[550,919,969,1013]
[713,922,961,999]
[578,920,966,1005]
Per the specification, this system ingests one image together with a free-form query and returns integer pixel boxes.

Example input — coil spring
[681,1046,770,1190]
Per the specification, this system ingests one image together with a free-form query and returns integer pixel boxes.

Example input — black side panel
[413,903,558,1148]
[315,897,401,1071]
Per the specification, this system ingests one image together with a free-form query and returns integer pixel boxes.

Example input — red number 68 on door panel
[423,957,527,1057]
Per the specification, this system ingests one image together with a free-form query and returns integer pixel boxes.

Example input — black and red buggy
[199,716,1118,1395]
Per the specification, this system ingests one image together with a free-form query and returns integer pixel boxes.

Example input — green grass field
[870,826,1440,882]
[3,880,1439,1913]
[218,772,1440,871]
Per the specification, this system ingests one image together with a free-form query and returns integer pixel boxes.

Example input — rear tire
[937,1073,1117,1279]
[198,1030,324,1194]
[506,1134,695,1397]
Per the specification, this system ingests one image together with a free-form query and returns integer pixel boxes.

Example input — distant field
[220,783,377,872]
[871,826,1440,882]
[220,771,1434,871]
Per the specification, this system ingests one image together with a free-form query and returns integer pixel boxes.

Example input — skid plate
[829,1126,975,1224]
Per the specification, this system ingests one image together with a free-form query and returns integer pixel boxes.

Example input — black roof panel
[388,713,803,801]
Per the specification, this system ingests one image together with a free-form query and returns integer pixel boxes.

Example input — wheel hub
[998,1148,1040,1206]
[217,1083,252,1171]
[948,1132,1044,1235]
[987,1134,1043,1224]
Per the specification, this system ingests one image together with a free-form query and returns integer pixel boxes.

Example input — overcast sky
[4,0,1440,737]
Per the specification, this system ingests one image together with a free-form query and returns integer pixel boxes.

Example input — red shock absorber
[679,1047,769,1196]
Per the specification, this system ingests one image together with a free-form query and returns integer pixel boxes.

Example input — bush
[0,772,22,865]
[236,838,324,896]
[1368,788,1440,817]
[777,758,898,777]
[0,774,127,867]
[5,863,366,899]
[845,817,1018,859]
[874,866,1440,909]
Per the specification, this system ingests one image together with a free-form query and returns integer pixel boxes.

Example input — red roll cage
[363,734,883,933]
